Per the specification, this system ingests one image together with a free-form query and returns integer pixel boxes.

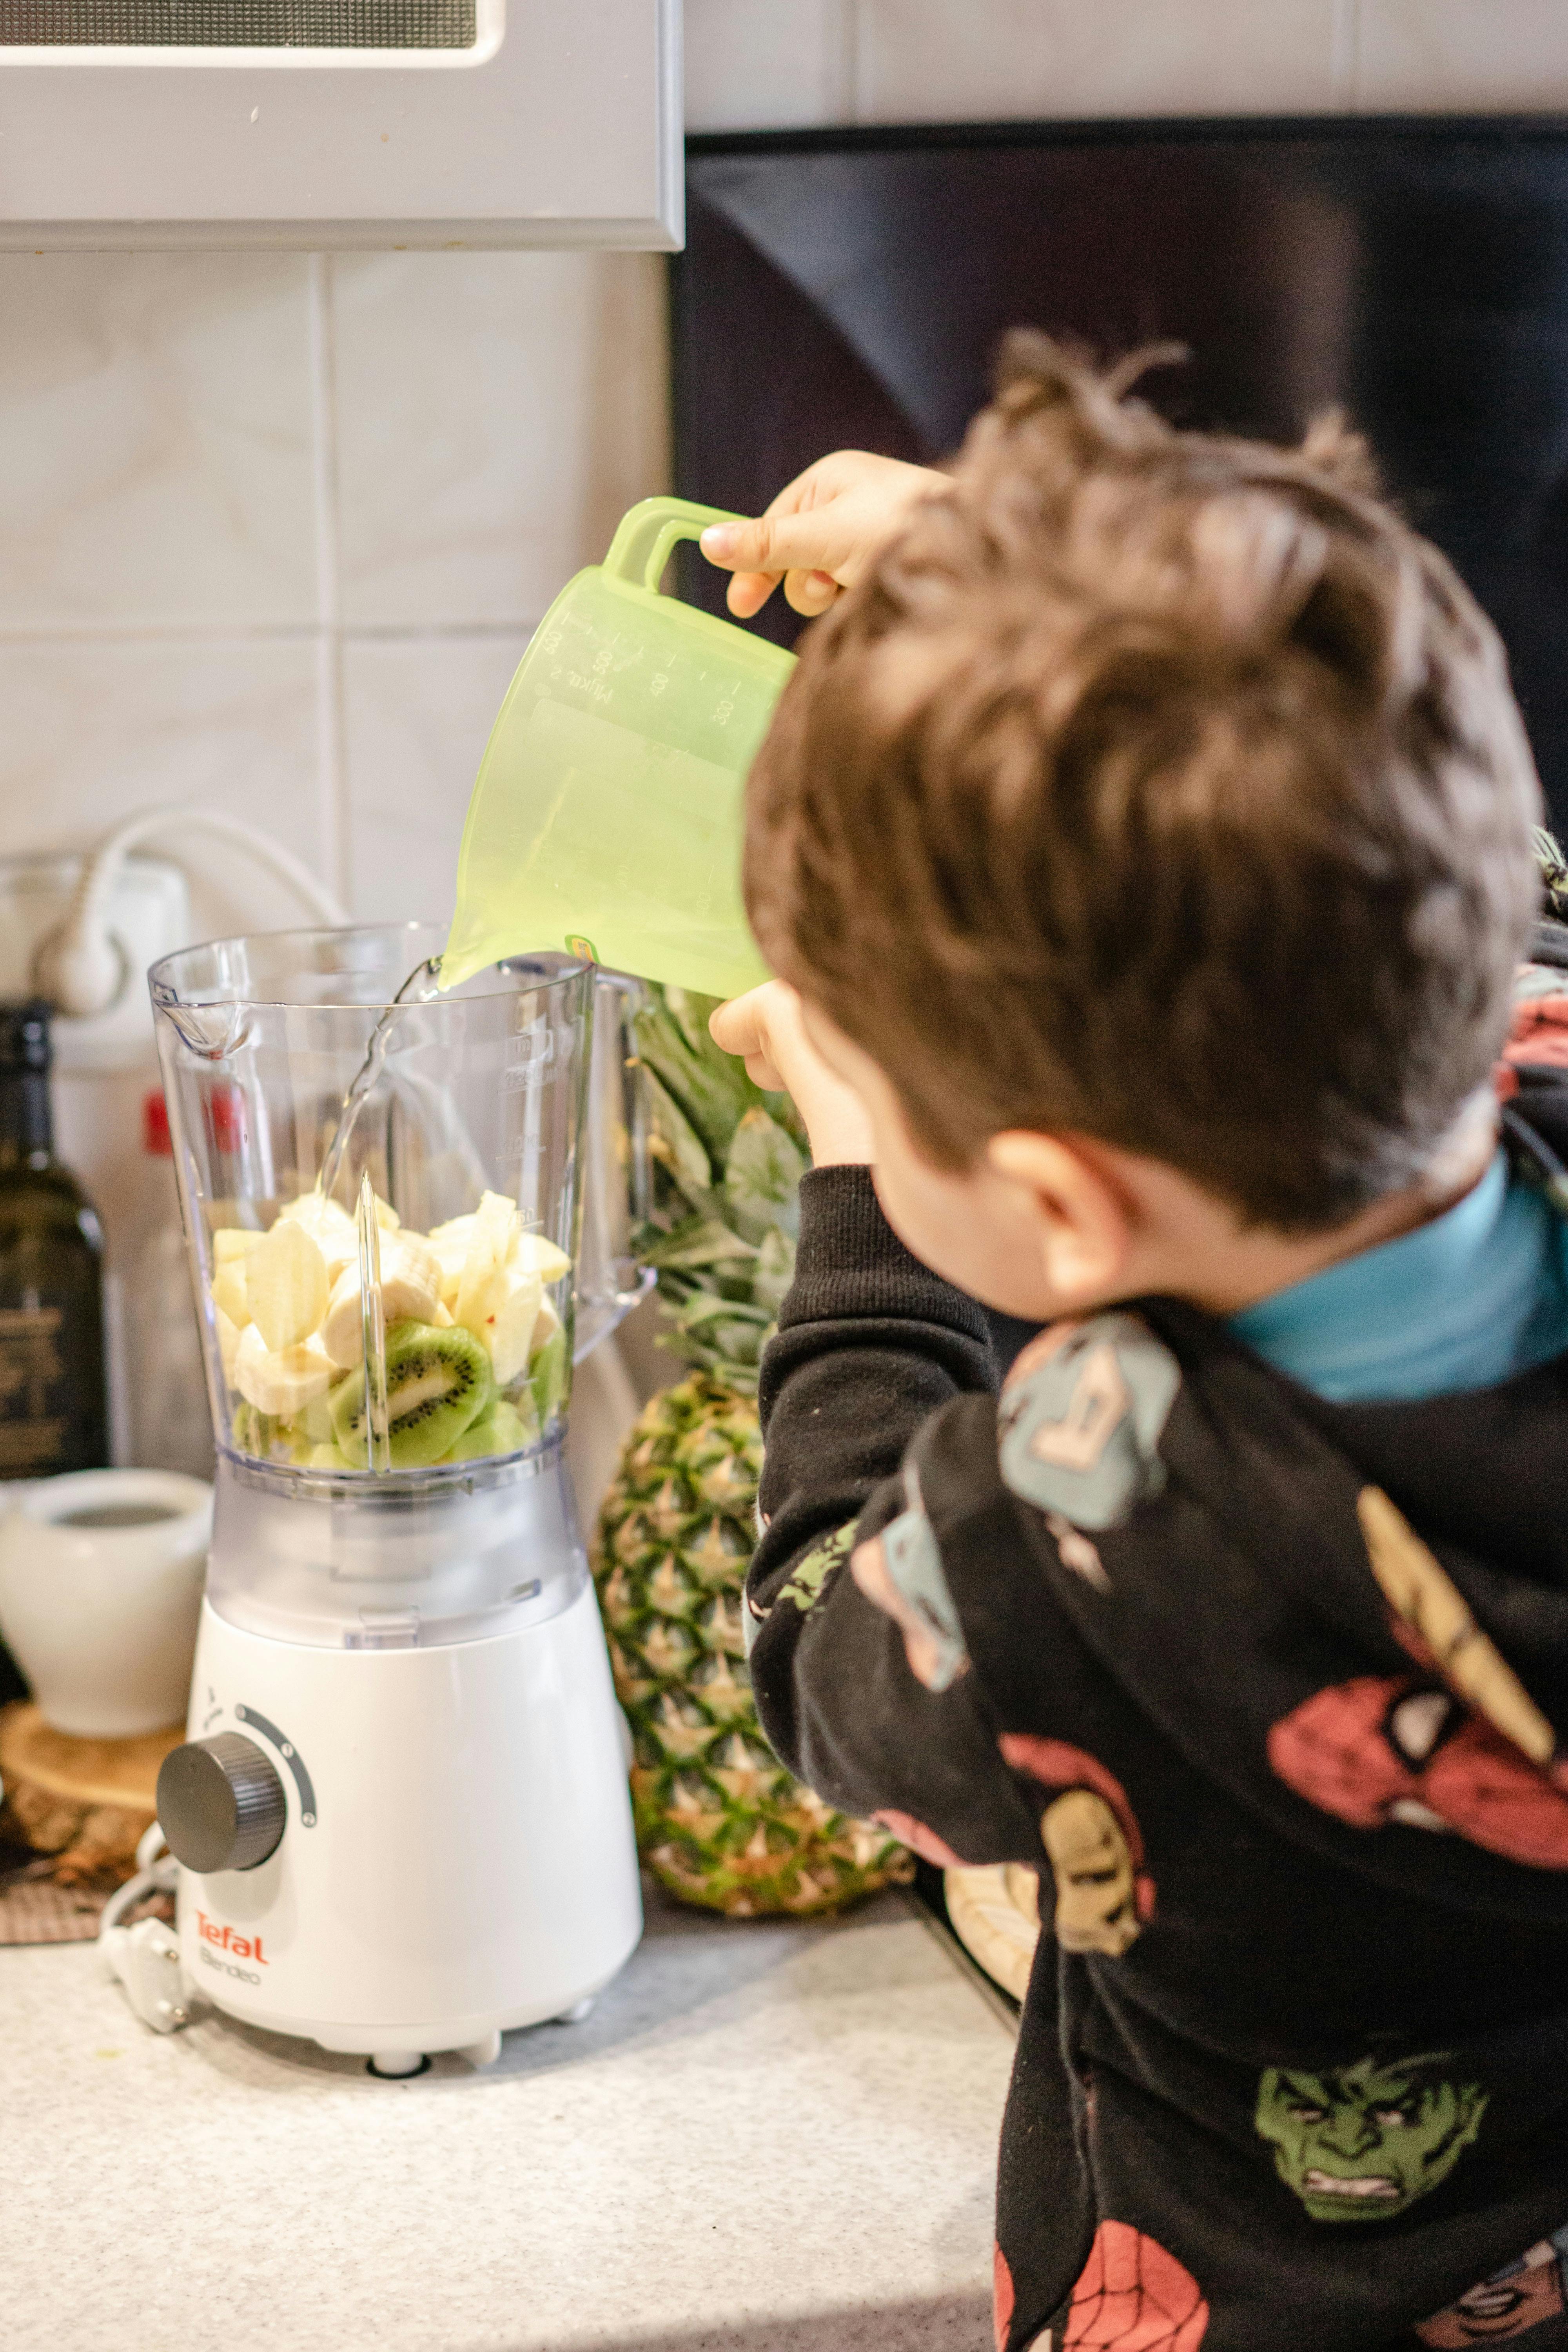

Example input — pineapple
[593,986,913,1917]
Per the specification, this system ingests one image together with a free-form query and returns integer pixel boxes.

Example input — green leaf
[641,1212,759,1272]
[642,1066,715,1202]
[724,1108,807,1243]
[751,1225,796,1314]
[633,993,757,1166]
[675,1294,774,1332]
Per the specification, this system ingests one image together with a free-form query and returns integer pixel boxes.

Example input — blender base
[172,1577,642,2065]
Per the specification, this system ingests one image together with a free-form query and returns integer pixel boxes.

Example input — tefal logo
[197,1910,267,1965]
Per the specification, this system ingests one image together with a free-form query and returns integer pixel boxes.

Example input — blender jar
[149,926,648,1487]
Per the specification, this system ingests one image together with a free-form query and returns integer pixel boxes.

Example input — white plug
[31,918,128,1019]
[105,1915,191,2035]
[99,1825,197,2036]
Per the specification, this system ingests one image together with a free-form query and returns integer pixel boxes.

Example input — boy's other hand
[699,452,948,620]
[710,983,874,1167]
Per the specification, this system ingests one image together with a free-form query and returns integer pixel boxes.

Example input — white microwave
[0,0,681,248]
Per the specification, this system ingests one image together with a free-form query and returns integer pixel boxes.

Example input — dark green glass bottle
[0,1000,108,1483]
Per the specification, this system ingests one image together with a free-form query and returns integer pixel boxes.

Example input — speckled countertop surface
[1,1886,1013,2352]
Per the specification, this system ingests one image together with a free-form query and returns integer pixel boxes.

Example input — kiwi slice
[330,1319,494,1469]
[528,1327,569,1433]
[230,1401,275,1458]
[442,1397,534,1465]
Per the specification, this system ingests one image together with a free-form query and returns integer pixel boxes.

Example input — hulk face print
[1255,2054,1487,2223]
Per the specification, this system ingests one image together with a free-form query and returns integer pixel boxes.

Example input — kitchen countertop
[2,1885,1014,2352]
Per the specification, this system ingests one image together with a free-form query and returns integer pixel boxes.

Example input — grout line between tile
[0,621,538,645]
[307,251,350,909]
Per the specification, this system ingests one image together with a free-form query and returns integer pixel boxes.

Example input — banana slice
[275,1193,359,1283]
[233,1322,335,1416]
[247,1219,330,1351]
[211,1263,251,1328]
[212,1228,264,1265]
[318,1236,444,1370]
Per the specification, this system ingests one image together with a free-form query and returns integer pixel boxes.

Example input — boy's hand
[699,452,948,620]
[710,983,873,1167]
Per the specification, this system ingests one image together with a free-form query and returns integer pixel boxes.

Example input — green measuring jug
[441,496,797,999]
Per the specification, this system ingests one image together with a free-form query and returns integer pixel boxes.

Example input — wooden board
[0,1702,183,1881]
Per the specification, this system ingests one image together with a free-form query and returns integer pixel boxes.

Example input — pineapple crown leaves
[631,984,809,1392]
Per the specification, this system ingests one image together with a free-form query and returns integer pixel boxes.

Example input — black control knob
[157,1732,286,1874]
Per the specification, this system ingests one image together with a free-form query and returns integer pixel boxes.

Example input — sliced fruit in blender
[318,1236,443,1369]
[211,1262,250,1328]
[212,1227,264,1264]
[485,1267,543,1384]
[510,1232,572,1283]
[444,1397,533,1462]
[329,1318,495,1469]
[529,1325,569,1430]
[454,1191,520,1332]
[230,1401,274,1455]
[215,1303,243,1382]
[275,1192,359,1281]
[233,1323,336,1417]
[246,1219,330,1351]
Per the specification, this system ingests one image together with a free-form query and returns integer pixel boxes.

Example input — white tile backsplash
[854,0,1347,123]
[0,634,323,939]
[685,0,855,131]
[342,632,528,926]
[331,252,670,632]
[0,255,317,633]
[1355,0,1568,110]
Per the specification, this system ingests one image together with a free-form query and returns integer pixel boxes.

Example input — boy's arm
[746,1164,1046,1867]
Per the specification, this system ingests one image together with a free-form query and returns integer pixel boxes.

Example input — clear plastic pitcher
[148,925,650,1485]
[441,497,797,1001]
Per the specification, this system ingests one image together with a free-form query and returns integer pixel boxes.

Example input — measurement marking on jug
[234,1703,318,1828]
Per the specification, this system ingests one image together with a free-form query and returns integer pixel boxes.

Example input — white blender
[109,924,645,2074]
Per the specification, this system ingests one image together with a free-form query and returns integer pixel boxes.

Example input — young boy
[700,339,1568,2350]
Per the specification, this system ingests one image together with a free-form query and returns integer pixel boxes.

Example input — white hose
[34,804,351,1016]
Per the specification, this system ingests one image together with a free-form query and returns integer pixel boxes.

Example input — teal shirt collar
[1228,1151,1568,1403]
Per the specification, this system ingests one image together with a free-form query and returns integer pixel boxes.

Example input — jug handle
[573,967,656,1363]
[601,496,743,600]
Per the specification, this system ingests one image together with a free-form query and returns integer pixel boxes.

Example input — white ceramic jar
[0,1468,211,1738]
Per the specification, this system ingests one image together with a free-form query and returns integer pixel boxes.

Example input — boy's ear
[985,1131,1133,1305]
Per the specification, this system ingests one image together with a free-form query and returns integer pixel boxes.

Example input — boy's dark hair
[744,334,1543,1230]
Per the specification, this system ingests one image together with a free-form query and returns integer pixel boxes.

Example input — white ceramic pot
[0,1469,212,1738]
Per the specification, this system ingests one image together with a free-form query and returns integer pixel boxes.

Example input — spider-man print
[1059,2221,1209,2350]
[1269,1488,1568,1867]
[996,2242,1015,2352]
[1268,1675,1568,1868]
[1000,1735,1156,1956]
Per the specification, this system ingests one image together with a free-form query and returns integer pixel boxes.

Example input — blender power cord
[33,804,350,1018]
[99,1822,196,2036]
